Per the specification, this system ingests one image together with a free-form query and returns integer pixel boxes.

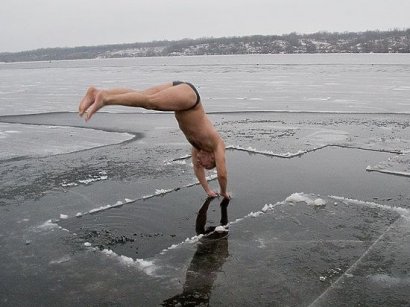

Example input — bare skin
[78,82,229,198]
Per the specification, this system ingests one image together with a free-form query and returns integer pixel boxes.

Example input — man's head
[197,150,216,170]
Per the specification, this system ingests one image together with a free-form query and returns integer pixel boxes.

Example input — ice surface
[367,153,410,177]
[80,190,384,270]
[2,55,410,306]
[227,144,307,158]
[329,195,410,217]
[304,129,349,145]
[56,147,410,266]
[369,274,410,286]
[2,54,410,117]
[0,122,133,160]
[64,189,406,306]
[3,144,410,306]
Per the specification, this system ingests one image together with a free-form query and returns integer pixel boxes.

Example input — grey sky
[1,0,409,53]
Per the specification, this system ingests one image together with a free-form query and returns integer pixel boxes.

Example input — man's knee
[145,95,160,110]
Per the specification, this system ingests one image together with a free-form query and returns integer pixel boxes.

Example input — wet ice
[2,54,410,306]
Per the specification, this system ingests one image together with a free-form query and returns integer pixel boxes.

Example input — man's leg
[79,82,198,120]
[103,83,197,111]
[103,83,174,96]
[79,87,139,116]
[142,83,198,111]
[141,83,173,95]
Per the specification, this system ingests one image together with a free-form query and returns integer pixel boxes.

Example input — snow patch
[101,249,158,276]
[227,145,307,158]
[34,219,59,232]
[285,193,327,207]
[49,255,71,264]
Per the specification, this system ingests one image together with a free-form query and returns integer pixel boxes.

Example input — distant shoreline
[1,52,410,67]
[1,29,409,63]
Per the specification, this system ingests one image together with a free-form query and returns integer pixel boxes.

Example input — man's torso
[174,106,219,152]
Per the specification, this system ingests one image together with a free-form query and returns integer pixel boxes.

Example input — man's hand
[207,190,230,199]
[220,192,231,199]
[207,190,218,198]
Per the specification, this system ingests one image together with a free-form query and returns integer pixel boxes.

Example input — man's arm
[192,148,218,197]
[214,141,229,199]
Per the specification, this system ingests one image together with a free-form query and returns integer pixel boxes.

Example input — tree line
[1,29,409,62]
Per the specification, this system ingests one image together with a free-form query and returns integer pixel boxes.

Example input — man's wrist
[205,188,213,194]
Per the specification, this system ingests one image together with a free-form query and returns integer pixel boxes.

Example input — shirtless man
[78,81,229,199]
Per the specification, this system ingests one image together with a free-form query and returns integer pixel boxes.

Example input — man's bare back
[78,81,229,198]
[175,103,221,151]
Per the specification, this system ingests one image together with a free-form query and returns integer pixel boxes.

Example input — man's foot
[78,86,98,117]
[79,87,107,121]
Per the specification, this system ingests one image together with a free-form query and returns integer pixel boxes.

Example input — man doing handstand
[78,81,229,199]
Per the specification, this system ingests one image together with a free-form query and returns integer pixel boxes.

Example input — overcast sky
[1,0,409,53]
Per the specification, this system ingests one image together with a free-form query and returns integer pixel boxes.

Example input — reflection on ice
[162,197,230,306]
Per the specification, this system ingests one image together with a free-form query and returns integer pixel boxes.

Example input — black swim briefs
[172,81,201,110]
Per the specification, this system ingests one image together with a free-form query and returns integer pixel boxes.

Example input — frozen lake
[1,53,410,116]
[1,54,410,306]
